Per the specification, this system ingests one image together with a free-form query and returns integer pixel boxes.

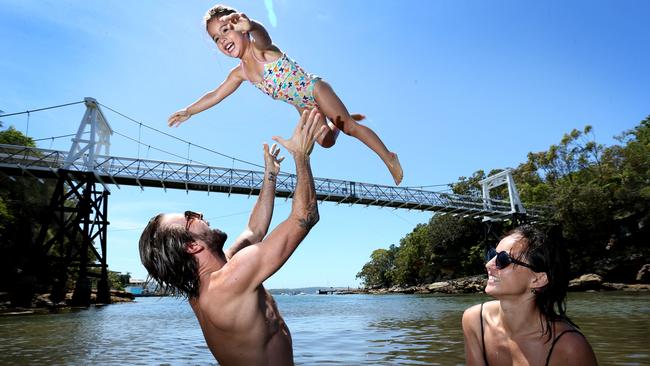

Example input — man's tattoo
[267,172,277,182]
[299,202,319,229]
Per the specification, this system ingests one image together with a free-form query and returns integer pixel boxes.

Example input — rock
[594,254,646,283]
[569,274,603,291]
[622,284,650,291]
[427,281,452,293]
[110,290,135,300]
[602,282,626,291]
[33,294,54,308]
[636,264,650,283]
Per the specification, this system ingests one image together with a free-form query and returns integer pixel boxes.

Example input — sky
[1,0,648,289]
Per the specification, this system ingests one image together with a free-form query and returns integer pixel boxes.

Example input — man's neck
[195,249,226,280]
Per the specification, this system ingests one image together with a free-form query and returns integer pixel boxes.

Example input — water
[0,292,648,365]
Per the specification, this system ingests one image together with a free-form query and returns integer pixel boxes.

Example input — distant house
[125,278,161,296]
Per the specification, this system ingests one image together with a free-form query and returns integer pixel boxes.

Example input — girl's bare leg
[313,80,403,185]
[295,106,339,148]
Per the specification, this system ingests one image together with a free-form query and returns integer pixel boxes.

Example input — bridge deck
[0,144,544,219]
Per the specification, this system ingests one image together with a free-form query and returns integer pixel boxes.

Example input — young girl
[168,4,403,185]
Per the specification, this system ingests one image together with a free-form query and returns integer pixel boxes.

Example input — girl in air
[168,4,403,185]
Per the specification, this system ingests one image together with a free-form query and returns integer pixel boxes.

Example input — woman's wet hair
[507,225,576,340]
[139,214,200,298]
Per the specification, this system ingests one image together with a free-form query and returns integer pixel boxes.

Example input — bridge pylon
[479,169,526,221]
[35,170,111,306]
[64,97,113,173]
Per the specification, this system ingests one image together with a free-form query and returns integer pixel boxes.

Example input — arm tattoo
[267,172,277,182]
[298,202,319,230]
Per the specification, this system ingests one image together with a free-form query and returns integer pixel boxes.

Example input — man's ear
[185,241,204,254]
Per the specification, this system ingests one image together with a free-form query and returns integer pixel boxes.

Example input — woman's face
[484,234,538,298]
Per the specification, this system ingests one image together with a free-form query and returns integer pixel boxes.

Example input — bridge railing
[0,144,545,219]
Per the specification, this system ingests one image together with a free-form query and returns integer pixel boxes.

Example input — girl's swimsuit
[479,302,584,366]
[241,52,321,109]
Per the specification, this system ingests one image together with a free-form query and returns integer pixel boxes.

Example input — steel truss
[0,143,545,219]
[34,170,110,306]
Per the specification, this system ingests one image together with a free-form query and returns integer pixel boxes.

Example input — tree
[357,117,650,286]
[356,245,397,288]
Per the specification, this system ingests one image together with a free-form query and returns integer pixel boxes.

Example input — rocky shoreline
[335,273,650,295]
[0,290,135,315]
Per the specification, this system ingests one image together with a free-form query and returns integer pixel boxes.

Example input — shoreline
[0,289,136,316]
[325,274,650,295]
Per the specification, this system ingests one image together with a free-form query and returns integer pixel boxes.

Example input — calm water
[0,292,648,365]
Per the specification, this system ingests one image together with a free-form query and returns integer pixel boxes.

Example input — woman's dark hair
[139,214,200,298]
[507,225,576,341]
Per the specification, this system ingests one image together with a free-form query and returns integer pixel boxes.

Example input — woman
[462,225,598,365]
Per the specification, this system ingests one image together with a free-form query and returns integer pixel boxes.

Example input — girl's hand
[168,109,191,127]
[221,12,251,33]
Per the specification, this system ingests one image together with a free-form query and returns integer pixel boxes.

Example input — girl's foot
[386,152,403,186]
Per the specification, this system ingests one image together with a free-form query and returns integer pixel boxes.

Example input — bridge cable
[32,133,80,142]
[111,129,207,164]
[137,123,142,160]
[401,183,454,189]
[0,100,85,118]
[98,103,264,169]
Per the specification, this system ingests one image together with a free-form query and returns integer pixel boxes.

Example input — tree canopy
[357,117,650,288]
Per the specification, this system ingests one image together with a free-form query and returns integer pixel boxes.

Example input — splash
[264,0,278,27]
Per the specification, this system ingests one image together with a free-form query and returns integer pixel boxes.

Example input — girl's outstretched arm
[168,66,244,127]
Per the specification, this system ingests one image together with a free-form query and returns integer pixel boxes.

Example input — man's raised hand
[263,143,284,179]
[272,108,326,157]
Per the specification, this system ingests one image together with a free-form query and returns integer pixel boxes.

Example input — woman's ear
[531,271,549,290]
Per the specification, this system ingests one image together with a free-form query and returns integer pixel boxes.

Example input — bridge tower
[36,98,113,306]
[479,168,526,224]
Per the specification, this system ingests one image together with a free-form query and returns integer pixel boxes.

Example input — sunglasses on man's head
[486,248,541,272]
[184,210,204,231]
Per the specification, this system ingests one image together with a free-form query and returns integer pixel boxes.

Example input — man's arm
[224,143,283,260]
[223,109,324,290]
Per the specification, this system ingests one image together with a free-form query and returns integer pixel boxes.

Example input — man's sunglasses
[184,210,204,231]
[486,248,541,272]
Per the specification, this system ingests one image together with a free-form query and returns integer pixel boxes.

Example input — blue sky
[1,0,648,288]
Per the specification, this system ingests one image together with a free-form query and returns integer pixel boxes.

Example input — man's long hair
[509,225,576,341]
[139,214,200,298]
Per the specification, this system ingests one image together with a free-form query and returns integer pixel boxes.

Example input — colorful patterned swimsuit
[241,53,321,109]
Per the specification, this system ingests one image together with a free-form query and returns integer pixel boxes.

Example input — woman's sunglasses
[486,248,541,272]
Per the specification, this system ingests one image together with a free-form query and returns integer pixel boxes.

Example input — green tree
[358,117,650,287]
[356,246,397,288]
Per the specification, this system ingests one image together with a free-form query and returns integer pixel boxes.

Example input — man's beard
[200,228,228,255]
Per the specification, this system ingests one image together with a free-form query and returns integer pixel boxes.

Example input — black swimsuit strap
[545,329,582,366]
[480,302,489,365]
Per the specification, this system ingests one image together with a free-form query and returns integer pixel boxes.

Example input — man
[139,109,325,365]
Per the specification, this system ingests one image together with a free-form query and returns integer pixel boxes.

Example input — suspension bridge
[0,98,545,306]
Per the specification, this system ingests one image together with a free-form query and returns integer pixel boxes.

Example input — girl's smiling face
[207,17,249,58]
